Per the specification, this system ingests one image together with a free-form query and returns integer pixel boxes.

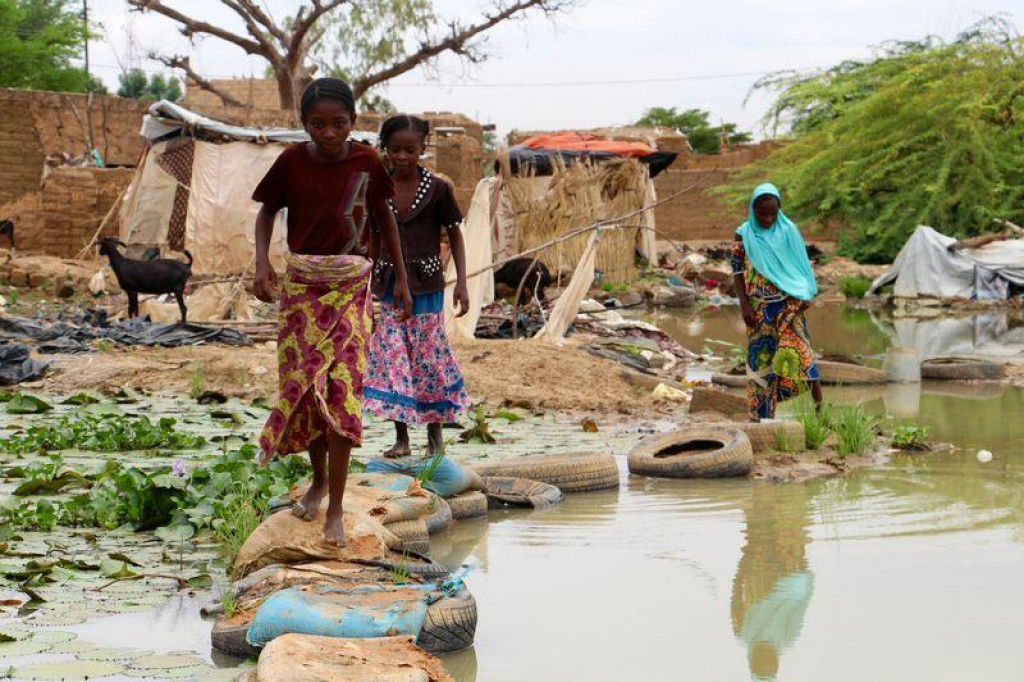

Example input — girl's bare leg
[293,436,327,521]
[382,422,412,458]
[811,380,824,413]
[323,430,352,547]
[426,423,444,455]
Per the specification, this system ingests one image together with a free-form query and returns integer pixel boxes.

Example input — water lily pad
[0,636,53,656]
[129,654,206,671]
[26,606,91,626]
[10,660,124,680]
[6,394,53,415]
[28,630,76,644]
[78,646,153,661]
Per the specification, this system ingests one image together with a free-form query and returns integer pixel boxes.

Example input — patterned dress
[732,239,819,420]
[364,168,470,426]
[258,254,373,463]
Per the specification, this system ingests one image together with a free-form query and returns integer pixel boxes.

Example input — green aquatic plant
[839,276,872,299]
[832,404,880,457]
[0,413,206,453]
[891,424,931,451]
[0,445,310,535]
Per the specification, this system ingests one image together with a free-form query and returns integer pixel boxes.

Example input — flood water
[5,304,1023,681]
[431,304,1024,681]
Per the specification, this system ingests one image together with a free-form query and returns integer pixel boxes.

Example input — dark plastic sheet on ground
[0,343,49,384]
[508,147,678,178]
[0,315,252,349]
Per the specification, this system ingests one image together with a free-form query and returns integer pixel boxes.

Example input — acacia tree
[733,18,1024,263]
[127,0,573,111]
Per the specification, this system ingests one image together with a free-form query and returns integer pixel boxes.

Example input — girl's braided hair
[300,78,356,122]
[379,114,430,149]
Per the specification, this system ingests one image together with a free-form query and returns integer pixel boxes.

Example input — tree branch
[127,0,264,56]
[218,0,284,62]
[289,0,352,59]
[233,0,288,44]
[352,0,572,98]
[153,54,247,107]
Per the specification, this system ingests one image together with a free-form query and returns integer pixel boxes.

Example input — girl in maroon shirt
[251,78,411,547]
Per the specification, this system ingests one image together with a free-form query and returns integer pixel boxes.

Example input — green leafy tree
[0,0,92,92]
[117,68,183,101]
[733,17,1024,263]
[636,106,751,154]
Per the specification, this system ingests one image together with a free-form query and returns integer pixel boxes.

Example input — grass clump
[839,276,872,299]
[772,427,798,453]
[212,484,267,566]
[832,404,880,457]
[793,397,832,450]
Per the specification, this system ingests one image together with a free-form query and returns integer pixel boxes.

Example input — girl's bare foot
[426,423,444,455]
[381,442,412,459]
[292,481,326,521]
[323,503,346,546]
[383,422,412,459]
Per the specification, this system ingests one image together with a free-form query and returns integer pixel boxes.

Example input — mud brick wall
[0,89,148,205]
[654,142,782,242]
[18,167,134,257]
[185,78,284,112]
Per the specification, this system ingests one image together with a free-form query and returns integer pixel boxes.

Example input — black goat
[494,258,554,305]
[98,237,193,323]
[0,219,13,249]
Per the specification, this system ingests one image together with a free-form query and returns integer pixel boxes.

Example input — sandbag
[288,475,436,525]
[233,507,399,579]
[247,584,432,648]
[366,455,482,498]
[251,634,453,682]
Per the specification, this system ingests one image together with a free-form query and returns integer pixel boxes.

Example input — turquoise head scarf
[736,183,818,301]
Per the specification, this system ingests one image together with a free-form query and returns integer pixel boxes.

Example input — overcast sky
[87,1,1022,136]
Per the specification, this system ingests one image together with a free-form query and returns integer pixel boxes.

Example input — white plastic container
[883,347,921,384]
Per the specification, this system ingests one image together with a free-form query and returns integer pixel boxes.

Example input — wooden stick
[77,185,130,259]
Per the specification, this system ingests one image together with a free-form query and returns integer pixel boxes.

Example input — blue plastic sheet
[365,456,476,498]
[247,584,432,648]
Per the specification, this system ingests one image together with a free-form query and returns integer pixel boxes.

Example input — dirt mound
[453,338,655,414]
[36,333,666,416]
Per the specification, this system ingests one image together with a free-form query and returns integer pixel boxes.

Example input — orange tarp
[518,132,655,158]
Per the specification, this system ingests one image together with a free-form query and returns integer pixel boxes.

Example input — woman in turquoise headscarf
[731,183,822,421]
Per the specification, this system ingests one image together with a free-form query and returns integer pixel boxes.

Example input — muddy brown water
[4,304,1024,681]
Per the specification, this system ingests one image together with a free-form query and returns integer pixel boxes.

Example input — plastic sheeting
[142,100,378,146]
[119,144,177,252]
[869,225,1024,299]
[185,141,288,275]
[445,178,495,341]
[533,229,600,342]
[639,178,658,264]
[0,344,48,384]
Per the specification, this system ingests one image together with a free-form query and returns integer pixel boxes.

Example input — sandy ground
[34,336,669,417]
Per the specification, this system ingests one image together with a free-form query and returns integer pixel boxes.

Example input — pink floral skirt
[258,254,372,463]
[364,301,469,425]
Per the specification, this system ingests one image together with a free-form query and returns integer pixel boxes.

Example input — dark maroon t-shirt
[252,141,395,255]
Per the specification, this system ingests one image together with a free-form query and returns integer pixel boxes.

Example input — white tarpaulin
[638,178,658,264]
[445,178,496,340]
[185,141,288,274]
[869,225,1024,299]
[119,144,176,251]
[533,229,600,342]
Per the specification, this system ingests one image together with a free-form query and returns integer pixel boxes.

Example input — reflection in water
[731,485,814,681]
